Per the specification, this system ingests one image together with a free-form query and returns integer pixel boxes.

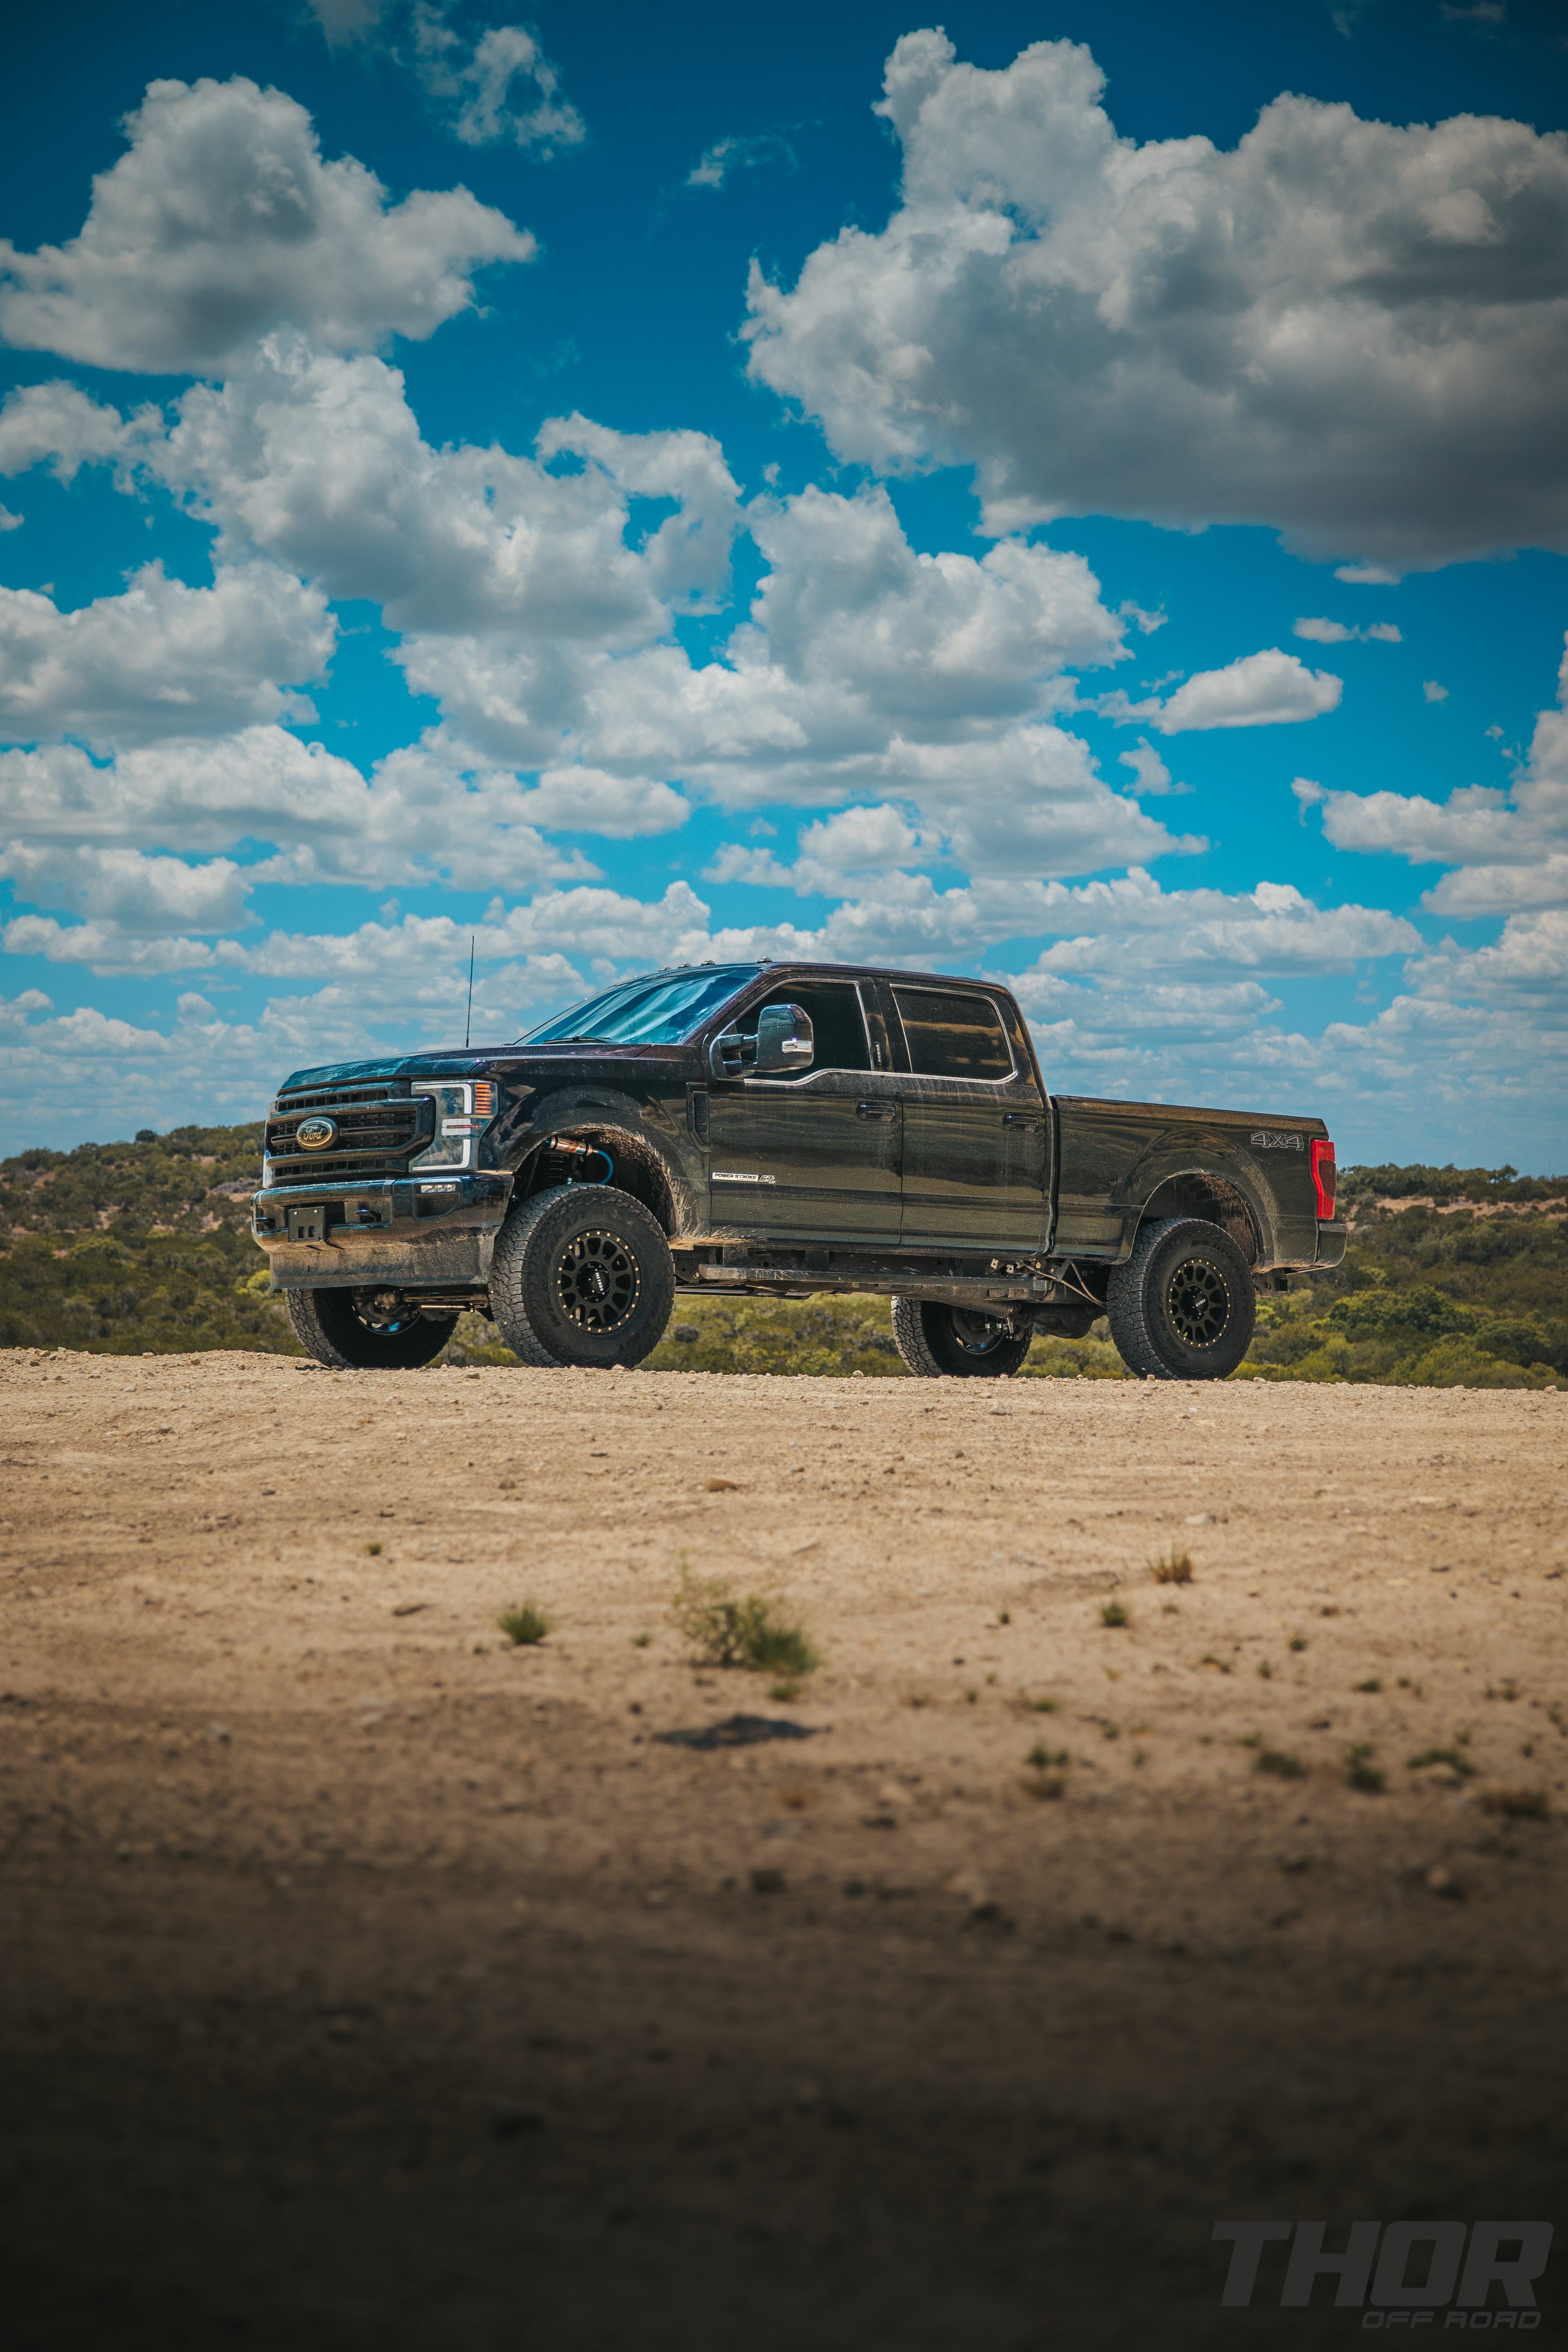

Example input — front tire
[489,1184,675,1369]
[286,1287,456,1370]
[1106,1216,1256,1380]
[891,1298,1033,1379]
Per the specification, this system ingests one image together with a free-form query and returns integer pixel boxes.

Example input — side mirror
[754,1003,814,1075]
[707,1004,815,1080]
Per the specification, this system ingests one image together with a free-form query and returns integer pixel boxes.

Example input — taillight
[1311,1136,1337,1219]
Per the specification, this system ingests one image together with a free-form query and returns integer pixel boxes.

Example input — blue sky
[1,0,1565,1165]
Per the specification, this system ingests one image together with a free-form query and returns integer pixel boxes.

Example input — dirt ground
[3,1348,1566,2350]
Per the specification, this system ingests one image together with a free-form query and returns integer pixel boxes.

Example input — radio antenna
[464,936,475,1050]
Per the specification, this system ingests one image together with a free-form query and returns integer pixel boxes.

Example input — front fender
[508,1082,706,1240]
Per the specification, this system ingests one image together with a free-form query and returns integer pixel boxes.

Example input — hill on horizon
[1,1123,1563,1386]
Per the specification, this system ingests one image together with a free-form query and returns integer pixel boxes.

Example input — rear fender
[1116,1136,1278,1266]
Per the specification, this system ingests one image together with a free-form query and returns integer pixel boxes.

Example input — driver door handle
[1002,1113,1041,1129]
[856,1101,896,1120]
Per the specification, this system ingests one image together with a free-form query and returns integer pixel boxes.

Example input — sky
[0,0,1565,1169]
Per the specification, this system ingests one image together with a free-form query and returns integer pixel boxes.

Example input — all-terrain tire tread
[1104,1216,1181,1380]
[890,1295,945,1378]
[889,1296,1033,1379]
[285,1287,455,1369]
[1105,1215,1255,1381]
[489,1182,676,1369]
[488,1186,575,1366]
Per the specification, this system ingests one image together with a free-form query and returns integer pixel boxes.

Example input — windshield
[518,965,760,1047]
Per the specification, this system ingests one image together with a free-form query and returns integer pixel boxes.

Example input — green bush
[671,1569,818,1678]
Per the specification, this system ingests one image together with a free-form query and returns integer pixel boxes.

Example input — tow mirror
[754,1003,814,1075]
[707,1004,815,1080]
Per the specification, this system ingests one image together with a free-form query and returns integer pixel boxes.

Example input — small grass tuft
[1257,1660,1274,1680]
[365,1541,383,1557]
[1099,1598,1130,1629]
[498,1602,552,1647]
[1014,1694,1059,1714]
[1480,1785,1550,1820]
[630,1632,652,1649]
[1150,1548,1194,1586]
[1255,1749,1305,1780]
[1344,1742,1385,1794]
[1023,1745,1069,1798]
[1353,1678,1382,1694]
[671,1568,818,1679]
[1289,1636,1308,1653]
[1198,1653,1232,1675]
[1407,1746,1476,1778]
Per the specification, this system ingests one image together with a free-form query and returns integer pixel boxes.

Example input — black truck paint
[252,960,1346,1379]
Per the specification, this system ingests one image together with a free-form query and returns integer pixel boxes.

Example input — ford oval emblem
[296,1115,338,1151]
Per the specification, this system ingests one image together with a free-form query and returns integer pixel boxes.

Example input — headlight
[410,1079,497,1174]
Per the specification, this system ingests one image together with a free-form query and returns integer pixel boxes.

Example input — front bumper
[252,1173,512,1292]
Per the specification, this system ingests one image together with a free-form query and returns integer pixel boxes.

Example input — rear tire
[286,1288,456,1370]
[489,1183,675,1369]
[890,1298,1033,1379]
[1106,1216,1255,1381]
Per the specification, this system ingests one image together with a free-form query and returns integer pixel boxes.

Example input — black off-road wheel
[1105,1216,1256,1381]
[489,1183,675,1369]
[890,1298,1033,1379]
[286,1287,456,1370]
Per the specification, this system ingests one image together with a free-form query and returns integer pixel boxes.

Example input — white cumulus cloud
[744,29,1568,570]
[1293,618,1401,645]
[1296,633,1568,918]
[0,77,536,373]
[0,564,334,750]
[1102,649,1342,734]
[0,381,159,483]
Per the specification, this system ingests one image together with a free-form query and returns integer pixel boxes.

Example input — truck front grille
[264,1081,429,1188]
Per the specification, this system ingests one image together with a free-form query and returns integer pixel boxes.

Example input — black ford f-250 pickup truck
[252,959,1345,1381]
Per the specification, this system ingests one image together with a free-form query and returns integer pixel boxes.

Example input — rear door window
[892,988,1014,1082]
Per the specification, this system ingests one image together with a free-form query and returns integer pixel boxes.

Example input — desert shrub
[1480,1785,1550,1819]
[498,1603,552,1646]
[1407,1747,1475,1778]
[1150,1549,1194,1586]
[671,1569,817,1678]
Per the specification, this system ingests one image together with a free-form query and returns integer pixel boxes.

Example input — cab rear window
[892,988,1013,1081]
